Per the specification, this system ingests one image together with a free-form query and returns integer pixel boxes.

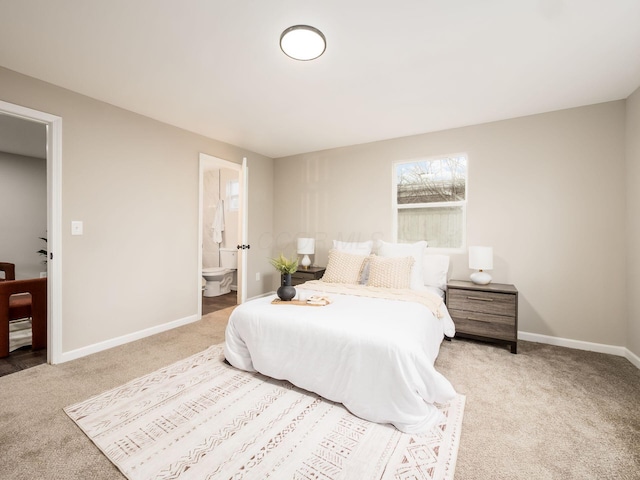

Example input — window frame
[391,153,468,253]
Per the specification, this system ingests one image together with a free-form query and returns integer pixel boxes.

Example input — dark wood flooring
[202,290,238,315]
[0,346,47,377]
[0,291,238,377]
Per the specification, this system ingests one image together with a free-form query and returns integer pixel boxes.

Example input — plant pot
[277,273,296,301]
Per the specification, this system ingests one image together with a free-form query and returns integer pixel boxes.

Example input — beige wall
[274,101,628,348]
[0,151,47,279]
[626,86,640,358]
[0,61,634,357]
[0,66,274,354]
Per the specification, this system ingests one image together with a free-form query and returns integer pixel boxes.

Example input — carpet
[65,344,465,480]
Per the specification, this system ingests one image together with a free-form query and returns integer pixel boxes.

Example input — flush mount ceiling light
[280,25,326,61]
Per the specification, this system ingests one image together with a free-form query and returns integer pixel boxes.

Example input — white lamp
[297,238,315,269]
[280,25,326,61]
[469,246,493,285]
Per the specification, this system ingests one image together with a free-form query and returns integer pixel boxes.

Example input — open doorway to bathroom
[198,154,246,316]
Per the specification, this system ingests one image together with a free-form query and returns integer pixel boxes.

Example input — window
[393,155,467,249]
[227,179,239,211]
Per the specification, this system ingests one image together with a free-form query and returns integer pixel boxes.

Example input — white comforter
[224,284,457,433]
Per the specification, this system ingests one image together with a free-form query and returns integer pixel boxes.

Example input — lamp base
[300,254,311,270]
[470,271,492,285]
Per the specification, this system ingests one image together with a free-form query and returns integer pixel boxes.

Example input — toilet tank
[220,248,237,269]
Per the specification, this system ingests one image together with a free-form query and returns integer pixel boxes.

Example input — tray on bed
[271,297,331,307]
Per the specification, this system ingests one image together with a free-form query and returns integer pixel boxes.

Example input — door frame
[198,153,248,316]
[0,100,62,364]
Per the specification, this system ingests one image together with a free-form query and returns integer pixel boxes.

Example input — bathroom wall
[202,169,220,268]
[220,167,239,251]
[202,167,239,268]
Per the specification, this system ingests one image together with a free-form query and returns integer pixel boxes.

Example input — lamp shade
[469,246,493,270]
[469,246,493,285]
[297,238,315,255]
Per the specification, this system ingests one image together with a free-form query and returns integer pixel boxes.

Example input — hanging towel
[212,199,225,244]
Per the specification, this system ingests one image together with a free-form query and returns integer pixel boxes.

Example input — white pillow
[378,240,427,291]
[332,240,373,256]
[423,254,450,291]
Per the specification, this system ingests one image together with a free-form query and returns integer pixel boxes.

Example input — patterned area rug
[65,345,465,480]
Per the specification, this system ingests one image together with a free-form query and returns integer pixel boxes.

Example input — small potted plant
[269,253,298,301]
[37,237,47,264]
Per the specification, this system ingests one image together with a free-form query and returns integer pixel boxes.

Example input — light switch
[71,220,83,235]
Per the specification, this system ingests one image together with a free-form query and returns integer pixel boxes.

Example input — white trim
[239,157,249,303]
[519,331,639,369]
[625,348,640,369]
[247,291,276,301]
[59,314,200,363]
[0,100,63,364]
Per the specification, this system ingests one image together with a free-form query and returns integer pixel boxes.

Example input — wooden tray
[271,298,328,307]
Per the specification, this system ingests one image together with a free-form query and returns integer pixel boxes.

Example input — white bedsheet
[224,285,457,433]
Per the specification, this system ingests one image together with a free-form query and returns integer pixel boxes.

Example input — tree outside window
[394,155,467,249]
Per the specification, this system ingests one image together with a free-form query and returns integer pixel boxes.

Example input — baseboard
[58,314,200,364]
[519,330,639,369]
[626,348,640,369]
[247,291,276,301]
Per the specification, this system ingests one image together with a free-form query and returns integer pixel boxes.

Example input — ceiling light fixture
[280,25,326,61]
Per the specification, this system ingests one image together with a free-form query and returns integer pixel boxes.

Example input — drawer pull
[467,296,493,302]
[467,316,493,323]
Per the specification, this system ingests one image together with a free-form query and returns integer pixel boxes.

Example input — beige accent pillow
[322,249,368,284]
[366,255,414,289]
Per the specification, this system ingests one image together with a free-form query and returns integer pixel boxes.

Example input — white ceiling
[0,0,639,158]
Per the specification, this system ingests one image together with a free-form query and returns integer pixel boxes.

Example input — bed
[224,241,457,434]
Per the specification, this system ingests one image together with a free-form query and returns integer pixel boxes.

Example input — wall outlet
[71,220,83,235]
[256,272,261,281]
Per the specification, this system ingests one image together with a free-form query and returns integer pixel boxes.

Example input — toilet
[202,248,237,297]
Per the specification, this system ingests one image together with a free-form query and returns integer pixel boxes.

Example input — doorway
[198,154,247,317]
[0,100,62,365]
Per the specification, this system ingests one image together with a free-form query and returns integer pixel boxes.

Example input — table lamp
[297,238,315,269]
[469,246,493,285]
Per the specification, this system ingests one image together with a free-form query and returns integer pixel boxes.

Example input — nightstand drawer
[450,310,516,341]
[447,289,516,317]
[291,266,326,286]
[291,270,317,281]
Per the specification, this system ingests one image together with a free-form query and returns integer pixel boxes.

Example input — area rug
[65,344,465,480]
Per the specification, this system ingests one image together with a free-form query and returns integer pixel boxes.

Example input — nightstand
[446,280,519,354]
[291,266,326,286]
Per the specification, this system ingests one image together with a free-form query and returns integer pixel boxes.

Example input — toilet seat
[203,267,229,274]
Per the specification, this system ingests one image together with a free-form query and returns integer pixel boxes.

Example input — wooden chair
[0,262,16,282]
[0,263,47,357]
[0,262,33,320]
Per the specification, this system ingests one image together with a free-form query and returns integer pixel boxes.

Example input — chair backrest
[0,263,16,281]
[0,277,47,356]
